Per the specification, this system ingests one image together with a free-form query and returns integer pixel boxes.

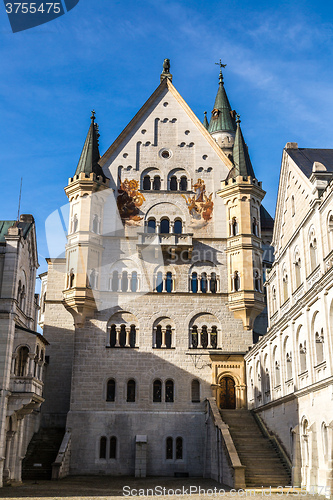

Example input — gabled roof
[232,118,255,178]
[99,78,233,170]
[0,220,33,243]
[286,148,333,178]
[74,112,107,180]
[208,70,236,135]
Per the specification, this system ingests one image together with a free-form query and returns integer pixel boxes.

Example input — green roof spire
[74,111,106,180]
[208,61,236,135]
[203,111,209,129]
[232,114,255,178]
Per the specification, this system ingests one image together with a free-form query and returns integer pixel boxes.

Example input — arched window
[315,329,324,364]
[17,280,21,301]
[201,325,208,349]
[89,269,97,289]
[173,220,182,234]
[165,272,173,293]
[121,271,128,292]
[127,379,136,402]
[191,325,198,348]
[291,196,295,217]
[200,273,208,293]
[109,324,116,347]
[286,353,292,380]
[272,286,276,311]
[231,217,238,236]
[328,213,333,250]
[309,229,317,271]
[143,175,151,190]
[299,342,307,372]
[131,271,138,292]
[191,272,198,293]
[165,379,174,402]
[153,380,162,402]
[73,214,78,233]
[156,272,163,293]
[210,273,217,293]
[211,325,218,348]
[165,325,172,349]
[170,176,177,191]
[155,325,162,348]
[166,437,173,459]
[233,272,240,292]
[282,268,288,303]
[252,217,258,236]
[15,346,29,376]
[99,437,107,459]
[42,292,46,313]
[180,176,187,191]
[275,360,280,386]
[34,346,39,378]
[191,380,200,403]
[176,437,183,459]
[69,270,75,289]
[111,271,118,292]
[254,271,261,292]
[130,325,136,348]
[119,325,126,347]
[160,218,170,234]
[92,215,99,234]
[20,285,26,311]
[147,219,156,233]
[294,252,302,289]
[106,379,115,401]
[153,176,161,190]
[109,437,117,459]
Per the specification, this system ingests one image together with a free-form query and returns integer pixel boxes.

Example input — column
[115,327,121,347]
[127,273,132,292]
[28,354,35,377]
[125,327,131,347]
[171,327,175,348]
[163,274,167,292]
[117,274,122,292]
[153,327,157,348]
[11,356,16,375]
[106,328,111,347]
[3,431,14,482]
[135,327,139,348]
[161,329,166,348]
[207,328,212,349]
[197,328,203,349]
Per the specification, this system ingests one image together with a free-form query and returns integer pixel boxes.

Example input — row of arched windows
[107,324,137,348]
[142,175,188,192]
[70,214,101,234]
[106,379,201,403]
[229,217,259,237]
[13,345,44,379]
[146,218,183,234]
[99,436,184,461]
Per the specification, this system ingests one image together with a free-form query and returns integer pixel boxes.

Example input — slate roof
[208,70,236,134]
[260,205,274,231]
[286,148,333,178]
[232,120,255,178]
[0,221,33,243]
[74,112,107,180]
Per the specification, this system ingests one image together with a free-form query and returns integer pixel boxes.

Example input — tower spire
[232,114,255,178]
[203,111,209,129]
[74,110,105,180]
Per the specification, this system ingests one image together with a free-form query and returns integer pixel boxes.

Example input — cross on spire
[215,59,227,84]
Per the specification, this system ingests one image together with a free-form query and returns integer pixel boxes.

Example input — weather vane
[215,59,227,70]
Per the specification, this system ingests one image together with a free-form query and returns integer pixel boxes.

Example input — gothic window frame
[165,379,174,403]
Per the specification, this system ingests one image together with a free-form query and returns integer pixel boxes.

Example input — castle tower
[217,115,266,330]
[207,61,236,157]
[63,111,110,327]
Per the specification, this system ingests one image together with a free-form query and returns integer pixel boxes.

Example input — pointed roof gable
[208,69,236,135]
[74,111,106,180]
[99,78,233,170]
[232,117,255,178]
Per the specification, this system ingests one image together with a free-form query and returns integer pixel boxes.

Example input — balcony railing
[137,232,193,251]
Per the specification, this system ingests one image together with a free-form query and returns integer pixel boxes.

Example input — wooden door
[219,377,236,409]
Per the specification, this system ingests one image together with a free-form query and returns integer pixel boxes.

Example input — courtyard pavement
[0,476,327,500]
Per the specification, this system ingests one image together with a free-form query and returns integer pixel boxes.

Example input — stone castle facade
[40,63,273,479]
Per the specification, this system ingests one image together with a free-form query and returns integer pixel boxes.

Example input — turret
[63,111,110,327]
[208,61,236,157]
[217,120,266,331]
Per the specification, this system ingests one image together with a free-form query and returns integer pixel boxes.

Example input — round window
[159,149,172,159]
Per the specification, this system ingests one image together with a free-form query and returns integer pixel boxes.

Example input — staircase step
[22,428,65,480]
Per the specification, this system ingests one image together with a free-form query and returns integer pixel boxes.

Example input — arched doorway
[219,376,236,409]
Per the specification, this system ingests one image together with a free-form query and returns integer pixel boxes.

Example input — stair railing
[205,398,246,489]
[52,430,71,480]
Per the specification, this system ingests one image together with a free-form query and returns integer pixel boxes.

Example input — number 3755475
[5,3,62,14]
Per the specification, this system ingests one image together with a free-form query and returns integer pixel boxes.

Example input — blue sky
[2,0,333,275]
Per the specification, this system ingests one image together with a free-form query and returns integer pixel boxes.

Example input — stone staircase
[22,428,65,480]
[220,410,291,488]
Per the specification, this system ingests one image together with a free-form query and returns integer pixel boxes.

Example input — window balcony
[137,232,193,252]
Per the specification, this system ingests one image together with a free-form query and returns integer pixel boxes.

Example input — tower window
[143,175,151,190]
[176,437,183,459]
[170,176,177,191]
[166,437,173,459]
[109,437,117,459]
[153,380,162,402]
[127,379,136,402]
[153,176,161,190]
[231,217,238,236]
[173,219,182,234]
[233,272,240,292]
[147,219,156,233]
[106,379,115,401]
[99,437,107,459]
[191,380,200,403]
[160,218,170,234]
[165,379,174,402]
